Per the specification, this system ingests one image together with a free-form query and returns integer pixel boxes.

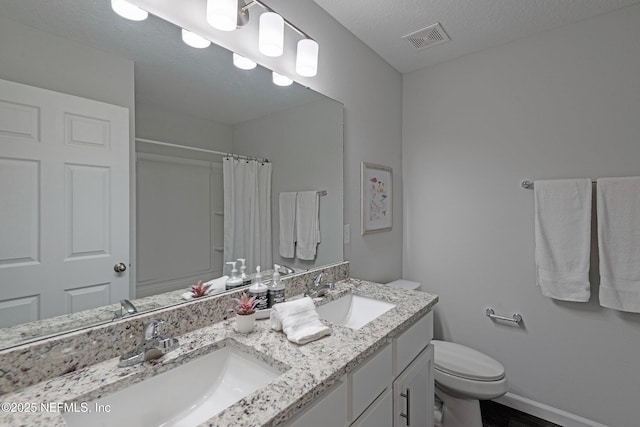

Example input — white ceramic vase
[235,312,256,333]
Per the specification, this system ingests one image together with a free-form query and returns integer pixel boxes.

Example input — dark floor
[481,401,562,427]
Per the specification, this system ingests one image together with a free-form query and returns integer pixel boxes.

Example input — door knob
[114,262,127,273]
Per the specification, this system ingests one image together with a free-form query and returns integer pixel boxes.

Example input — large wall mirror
[0,0,343,349]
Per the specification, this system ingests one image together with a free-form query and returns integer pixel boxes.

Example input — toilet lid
[386,279,421,290]
[432,340,505,381]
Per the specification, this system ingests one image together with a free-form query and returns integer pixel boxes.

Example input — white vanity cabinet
[393,312,434,427]
[284,311,434,427]
[393,345,434,427]
[351,388,393,427]
[286,379,348,427]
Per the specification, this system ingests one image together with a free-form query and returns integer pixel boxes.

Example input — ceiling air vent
[402,22,450,50]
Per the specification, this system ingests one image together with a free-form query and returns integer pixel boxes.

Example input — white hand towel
[296,191,321,260]
[597,177,640,312]
[270,297,331,345]
[204,275,229,294]
[534,179,592,301]
[279,192,297,258]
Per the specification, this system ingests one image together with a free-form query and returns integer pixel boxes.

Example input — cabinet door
[393,344,434,427]
[351,388,392,427]
[286,379,348,427]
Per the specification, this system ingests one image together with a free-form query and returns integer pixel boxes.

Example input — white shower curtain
[223,157,272,273]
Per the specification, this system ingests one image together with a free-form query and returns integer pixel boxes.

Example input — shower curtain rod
[135,138,269,163]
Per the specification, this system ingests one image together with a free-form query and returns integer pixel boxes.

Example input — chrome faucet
[304,273,335,298]
[279,264,295,275]
[118,319,179,367]
[113,299,138,320]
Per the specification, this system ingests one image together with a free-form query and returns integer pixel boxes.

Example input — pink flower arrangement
[234,292,258,315]
[190,280,212,298]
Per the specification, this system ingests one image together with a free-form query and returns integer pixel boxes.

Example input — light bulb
[233,53,257,70]
[207,0,238,32]
[296,39,319,77]
[272,71,293,87]
[181,29,211,49]
[111,0,148,21]
[259,12,284,57]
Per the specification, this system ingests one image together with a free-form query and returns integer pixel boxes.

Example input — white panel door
[0,78,129,327]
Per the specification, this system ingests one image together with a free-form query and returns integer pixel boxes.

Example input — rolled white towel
[204,275,229,294]
[270,297,331,345]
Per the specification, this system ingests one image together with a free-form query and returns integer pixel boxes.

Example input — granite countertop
[0,279,438,427]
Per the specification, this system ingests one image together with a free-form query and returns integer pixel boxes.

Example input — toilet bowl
[386,280,508,427]
[432,340,507,427]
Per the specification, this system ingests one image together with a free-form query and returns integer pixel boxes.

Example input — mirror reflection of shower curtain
[223,157,272,273]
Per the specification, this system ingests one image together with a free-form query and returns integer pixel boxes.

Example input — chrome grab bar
[486,308,522,324]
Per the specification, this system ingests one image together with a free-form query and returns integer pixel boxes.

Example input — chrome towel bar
[521,179,596,190]
[486,308,522,324]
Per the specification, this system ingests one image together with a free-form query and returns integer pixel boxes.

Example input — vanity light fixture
[111,0,148,21]
[220,0,319,76]
[272,71,293,87]
[296,38,319,77]
[207,0,238,32]
[181,29,212,49]
[233,53,257,70]
[258,12,284,57]
[110,0,318,83]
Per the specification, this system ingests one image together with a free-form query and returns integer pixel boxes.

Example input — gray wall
[0,17,134,110]
[277,0,403,282]
[402,4,640,426]
[160,0,405,282]
[0,16,138,294]
[233,98,344,271]
[136,104,233,154]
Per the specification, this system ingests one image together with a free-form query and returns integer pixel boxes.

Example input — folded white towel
[534,179,592,301]
[296,191,320,260]
[270,297,331,345]
[204,275,229,294]
[279,192,297,258]
[597,177,640,312]
[181,275,230,300]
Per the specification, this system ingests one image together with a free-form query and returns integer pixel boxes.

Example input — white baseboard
[494,392,608,427]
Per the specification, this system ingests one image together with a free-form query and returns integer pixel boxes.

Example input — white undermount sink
[63,345,282,427]
[316,293,395,330]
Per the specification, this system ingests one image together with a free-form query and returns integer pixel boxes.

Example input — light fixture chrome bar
[242,0,313,40]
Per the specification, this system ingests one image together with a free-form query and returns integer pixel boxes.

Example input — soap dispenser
[237,258,251,286]
[225,261,243,290]
[268,264,286,307]
[247,266,269,311]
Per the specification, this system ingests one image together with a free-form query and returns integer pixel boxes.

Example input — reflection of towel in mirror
[203,275,229,293]
[279,192,297,258]
[296,191,320,260]
[180,275,229,301]
[270,297,331,345]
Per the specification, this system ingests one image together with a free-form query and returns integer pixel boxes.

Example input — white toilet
[387,280,508,427]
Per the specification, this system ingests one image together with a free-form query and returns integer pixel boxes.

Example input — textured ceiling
[312,0,640,73]
[0,0,320,124]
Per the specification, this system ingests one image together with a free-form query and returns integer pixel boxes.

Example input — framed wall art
[361,162,392,235]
